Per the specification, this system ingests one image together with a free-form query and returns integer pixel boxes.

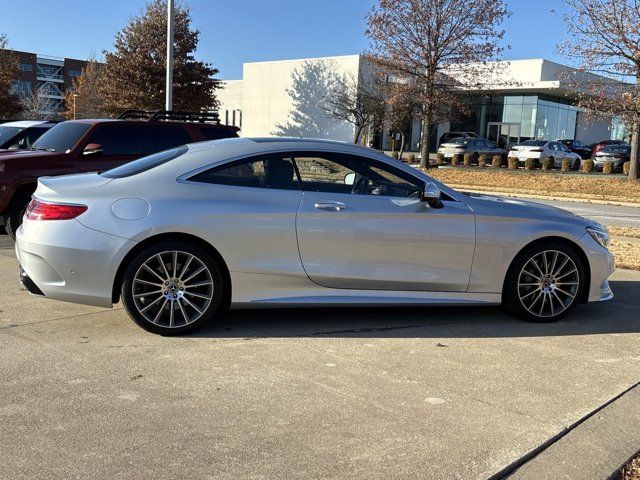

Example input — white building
[217,55,621,151]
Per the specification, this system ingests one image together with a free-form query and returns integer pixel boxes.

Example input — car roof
[67,119,237,130]
[0,120,51,128]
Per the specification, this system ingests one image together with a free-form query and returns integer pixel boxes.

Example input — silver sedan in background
[437,137,506,164]
[16,138,614,335]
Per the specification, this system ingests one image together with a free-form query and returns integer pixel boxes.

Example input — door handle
[314,201,348,211]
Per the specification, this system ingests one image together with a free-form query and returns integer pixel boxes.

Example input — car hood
[462,192,596,227]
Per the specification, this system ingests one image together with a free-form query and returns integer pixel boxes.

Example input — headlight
[586,226,610,249]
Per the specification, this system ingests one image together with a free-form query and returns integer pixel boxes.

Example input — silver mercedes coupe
[16,138,615,335]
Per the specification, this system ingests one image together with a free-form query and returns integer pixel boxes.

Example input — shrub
[492,155,502,168]
[508,157,518,170]
[463,153,472,166]
[603,160,614,174]
[436,153,445,164]
[623,161,631,175]
[408,153,416,164]
[524,158,537,170]
[541,157,553,170]
[478,154,488,168]
[561,158,572,172]
[451,154,462,166]
[582,159,594,173]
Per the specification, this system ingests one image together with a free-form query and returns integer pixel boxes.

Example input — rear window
[520,140,546,147]
[601,145,630,153]
[100,146,188,179]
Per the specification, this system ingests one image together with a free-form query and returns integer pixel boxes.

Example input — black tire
[471,152,479,165]
[121,241,226,335]
[4,190,33,241]
[573,159,581,171]
[503,241,586,323]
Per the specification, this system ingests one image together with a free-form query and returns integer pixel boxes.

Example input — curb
[444,185,640,208]
[489,382,640,480]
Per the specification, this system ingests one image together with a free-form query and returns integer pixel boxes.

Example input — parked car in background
[510,140,582,169]
[0,110,239,239]
[593,144,630,172]
[590,139,628,155]
[438,131,477,147]
[437,137,505,164]
[0,121,58,151]
[558,139,592,159]
[16,137,614,335]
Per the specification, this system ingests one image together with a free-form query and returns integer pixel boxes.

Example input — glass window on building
[67,69,82,77]
[19,63,33,72]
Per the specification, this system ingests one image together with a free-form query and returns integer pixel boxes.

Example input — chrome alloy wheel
[132,251,214,328]
[517,250,580,319]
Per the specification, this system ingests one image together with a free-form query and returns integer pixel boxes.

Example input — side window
[86,125,145,156]
[200,127,235,140]
[144,126,192,154]
[293,152,422,198]
[190,154,298,191]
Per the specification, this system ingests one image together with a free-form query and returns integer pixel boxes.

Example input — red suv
[0,110,238,239]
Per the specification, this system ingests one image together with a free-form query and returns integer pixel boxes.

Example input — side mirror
[344,172,356,186]
[83,143,104,156]
[421,182,443,208]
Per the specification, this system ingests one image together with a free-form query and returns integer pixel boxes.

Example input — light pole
[72,93,78,120]
[165,0,174,111]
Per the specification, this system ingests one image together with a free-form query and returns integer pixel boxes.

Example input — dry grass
[609,227,640,239]
[429,167,640,204]
[610,239,640,271]
[622,454,640,480]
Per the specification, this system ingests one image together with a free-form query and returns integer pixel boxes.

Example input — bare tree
[558,0,640,180]
[381,77,420,159]
[322,73,383,143]
[366,0,510,168]
[19,87,57,120]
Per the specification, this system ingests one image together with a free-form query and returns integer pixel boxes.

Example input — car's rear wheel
[573,158,581,170]
[121,242,226,335]
[4,190,33,241]
[503,242,586,323]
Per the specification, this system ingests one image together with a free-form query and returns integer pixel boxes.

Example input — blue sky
[2,0,570,79]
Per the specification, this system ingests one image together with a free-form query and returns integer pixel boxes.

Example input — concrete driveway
[1,246,640,479]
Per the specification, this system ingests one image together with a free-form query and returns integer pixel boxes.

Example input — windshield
[31,123,91,153]
[101,146,188,179]
[0,126,22,148]
[520,140,546,147]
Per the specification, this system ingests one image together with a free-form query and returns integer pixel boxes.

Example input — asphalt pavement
[1,246,640,479]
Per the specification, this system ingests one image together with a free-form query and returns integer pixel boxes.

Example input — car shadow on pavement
[189,279,640,339]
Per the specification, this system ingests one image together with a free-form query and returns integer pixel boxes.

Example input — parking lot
[2,235,640,479]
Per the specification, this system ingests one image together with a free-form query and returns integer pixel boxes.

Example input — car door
[79,124,146,173]
[293,151,476,292]
[186,153,304,277]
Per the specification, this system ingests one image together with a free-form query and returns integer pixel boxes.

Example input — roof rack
[117,110,221,124]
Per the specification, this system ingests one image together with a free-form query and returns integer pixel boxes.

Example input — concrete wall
[575,112,611,144]
[217,55,361,141]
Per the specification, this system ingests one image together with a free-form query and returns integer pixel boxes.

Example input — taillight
[25,198,88,221]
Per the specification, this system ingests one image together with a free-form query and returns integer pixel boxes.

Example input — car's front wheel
[503,242,586,323]
[121,241,226,335]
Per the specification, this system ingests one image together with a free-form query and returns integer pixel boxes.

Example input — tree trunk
[398,132,405,161]
[353,125,364,144]
[630,117,640,181]
[419,117,431,169]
